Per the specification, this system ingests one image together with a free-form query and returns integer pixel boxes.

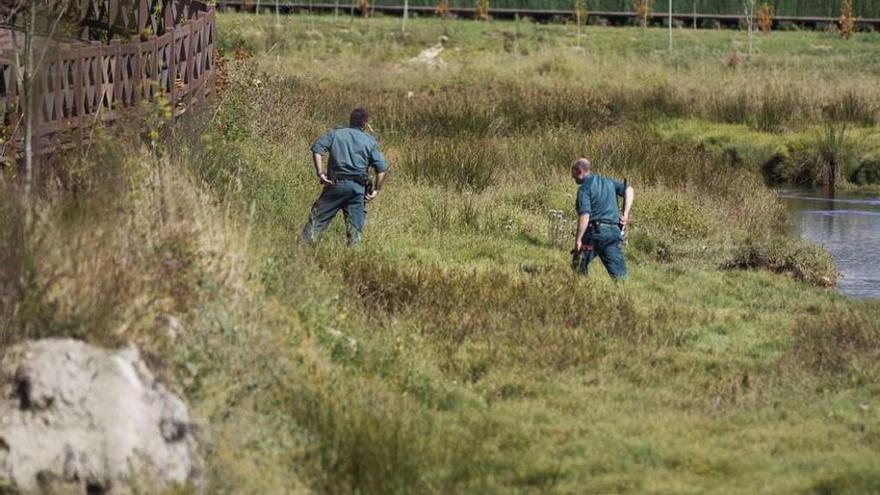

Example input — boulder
[0,339,201,494]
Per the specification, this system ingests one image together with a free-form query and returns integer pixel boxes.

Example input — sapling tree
[7,0,70,207]
[743,0,756,57]
[573,0,588,48]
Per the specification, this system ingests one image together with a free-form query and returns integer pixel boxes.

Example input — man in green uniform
[302,108,389,246]
[571,157,634,280]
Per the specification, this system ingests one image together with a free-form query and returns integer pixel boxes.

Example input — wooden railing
[0,0,217,156]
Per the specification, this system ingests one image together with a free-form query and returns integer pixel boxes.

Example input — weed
[725,235,837,287]
[757,4,773,33]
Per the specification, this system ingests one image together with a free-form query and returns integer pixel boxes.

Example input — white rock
[0,338,201,493]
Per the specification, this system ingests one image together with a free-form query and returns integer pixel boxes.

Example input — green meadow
[3,13,880,494]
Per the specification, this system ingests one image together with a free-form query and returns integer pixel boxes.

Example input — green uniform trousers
[579,223,628,280]
[301,179,366,245]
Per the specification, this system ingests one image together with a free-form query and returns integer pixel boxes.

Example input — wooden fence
[0,0,217,156]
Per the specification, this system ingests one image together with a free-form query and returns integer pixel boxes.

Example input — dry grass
[786,306,880,377]
[0,135,251,356]
[757,3,773,33]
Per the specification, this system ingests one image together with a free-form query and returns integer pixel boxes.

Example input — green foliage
[725,235,837,287]
[849,156,880,185]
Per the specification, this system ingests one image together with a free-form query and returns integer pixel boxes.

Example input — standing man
[571,157,634,280]
[302,108,389,246]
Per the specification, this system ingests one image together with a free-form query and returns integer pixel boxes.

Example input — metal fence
[222,0,880,24]
[0,0,217,155]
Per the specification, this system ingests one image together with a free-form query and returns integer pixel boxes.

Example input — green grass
[2,14,880,495]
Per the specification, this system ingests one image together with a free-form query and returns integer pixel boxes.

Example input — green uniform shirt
[576,174,626,223]
[311,127,389,177]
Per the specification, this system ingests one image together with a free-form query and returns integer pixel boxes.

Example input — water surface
[779,189,880,299]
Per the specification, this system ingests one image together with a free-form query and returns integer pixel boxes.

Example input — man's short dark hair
[350,108,369,128]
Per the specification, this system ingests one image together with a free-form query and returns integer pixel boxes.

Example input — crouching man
[571,157,634,280]
[301,108,389,246]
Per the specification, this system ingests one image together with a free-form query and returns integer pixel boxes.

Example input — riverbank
[2,15,879,494]
[781,189,880,299]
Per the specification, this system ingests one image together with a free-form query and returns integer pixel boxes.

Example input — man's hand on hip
[366,190,379,202]
[318,172,333,186]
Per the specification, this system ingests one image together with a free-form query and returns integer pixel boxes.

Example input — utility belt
[588,219,620,230]
[332,173,374,194]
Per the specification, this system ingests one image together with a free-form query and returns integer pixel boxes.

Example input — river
[779,190,880,299]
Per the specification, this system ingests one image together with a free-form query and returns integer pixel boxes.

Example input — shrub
[633,0,652,28]
[215,19,258,56]
[840,0,856,40]
[757,4,774,33]
[435,0,450,17]
[636,195,708,239]
[724,236,837,287]
[761,152,788,185]
[475,0,490,21]
[848,157,880,185]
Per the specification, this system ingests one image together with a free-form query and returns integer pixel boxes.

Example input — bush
[725,236,837,287]
[636,195,708,239]
[848,157,880,185]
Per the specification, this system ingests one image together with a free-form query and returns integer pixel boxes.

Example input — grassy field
[3,14,880,494]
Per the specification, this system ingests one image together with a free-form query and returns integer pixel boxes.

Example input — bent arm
[374,171,387,191]
[622,186,634,222]
[312,152,325,177]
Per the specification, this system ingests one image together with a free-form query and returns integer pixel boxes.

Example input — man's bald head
[571,157,592,184]
[572,157,592,173]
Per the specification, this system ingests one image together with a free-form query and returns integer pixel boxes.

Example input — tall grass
[787,306,880,377]
[402,138,496,191]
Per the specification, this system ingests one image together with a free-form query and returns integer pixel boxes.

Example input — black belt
[589,219,618,227]
[331,174,368,186]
